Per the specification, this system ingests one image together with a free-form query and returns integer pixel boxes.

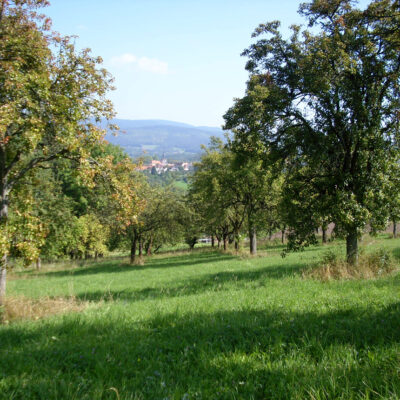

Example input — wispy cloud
[110,53,168,74]
[137,57,168,74]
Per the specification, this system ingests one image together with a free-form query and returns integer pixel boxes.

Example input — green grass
[1,237,400,399]
[173,180,188,190]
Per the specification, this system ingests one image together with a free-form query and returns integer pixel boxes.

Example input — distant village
[137,158,194,174]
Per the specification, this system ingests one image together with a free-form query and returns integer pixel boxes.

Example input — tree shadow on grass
[0,302,399,399]
[74,261,307,303]
[390,246,400,261]
[41,252,237,278]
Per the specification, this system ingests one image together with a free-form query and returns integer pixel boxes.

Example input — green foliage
[225,0,400,262]
[0,0,116,275]
[8,193,46,266]
[189,138,281,252]
[74,214,109,258]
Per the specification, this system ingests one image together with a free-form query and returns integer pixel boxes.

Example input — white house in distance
[137,159,193,174]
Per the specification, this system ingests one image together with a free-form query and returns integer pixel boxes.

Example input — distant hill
[103,119,226,161]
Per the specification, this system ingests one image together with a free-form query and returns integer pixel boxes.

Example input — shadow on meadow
[390,246,400,261]
[74,261,306,303]
[39,244,325,280]
[1,302,399,399]
[41,251,237,278]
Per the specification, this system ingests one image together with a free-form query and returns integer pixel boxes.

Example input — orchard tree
[0,0,116,304]
[123,185,185,263]
[380,159,400,238]
[224,92,284,254]
[228,0,400,264]
[189,139,247,251]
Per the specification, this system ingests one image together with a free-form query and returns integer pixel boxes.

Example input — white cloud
[110,53,168,74]
[110,53,137,66]
[137,57,168,74]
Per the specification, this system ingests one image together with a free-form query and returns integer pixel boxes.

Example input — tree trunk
[146,235,153,256]
[223,235,228,251]
[36,257,41,270]
[138,238,143,259]
[393,220,397,238]
[249,226,257,255]
[346,229,358,265]
[0,255,6,306]
[211,235,215,248]
[0,191,9,306]
[322,228,327,244]
[281,229,285,244]
[268,229,272,241]
[130,237,137,264]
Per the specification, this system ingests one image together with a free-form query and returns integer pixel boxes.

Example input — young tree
[0,0,116,303]
[228,0,400,264]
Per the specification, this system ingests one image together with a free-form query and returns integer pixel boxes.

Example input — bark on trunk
[281,229,285,244]
[0,255,6,306]
[223,235,228,251]
[0,192,9,306]
[249,226,257,255]
[346,229,358,265]
[36,257,41,270]
[130,237,137,264]
[211,235,215,248]
[322,228,327,244]
[146,236,153,256]
[138,238,143,258]
[393,220,397,238]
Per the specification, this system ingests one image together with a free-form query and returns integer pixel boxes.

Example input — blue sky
[46,0,370,127]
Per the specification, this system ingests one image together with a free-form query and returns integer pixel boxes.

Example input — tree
[0,0,116,304]
[189,139,246,251]
[121,185,185,263]
[228,0,400,264]
[224,93,284,254]
[380,159,400,238]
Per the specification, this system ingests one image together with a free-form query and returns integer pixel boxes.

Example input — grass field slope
[1,237,400,399]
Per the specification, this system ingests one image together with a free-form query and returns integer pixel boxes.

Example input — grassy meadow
[1,236,399,399]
